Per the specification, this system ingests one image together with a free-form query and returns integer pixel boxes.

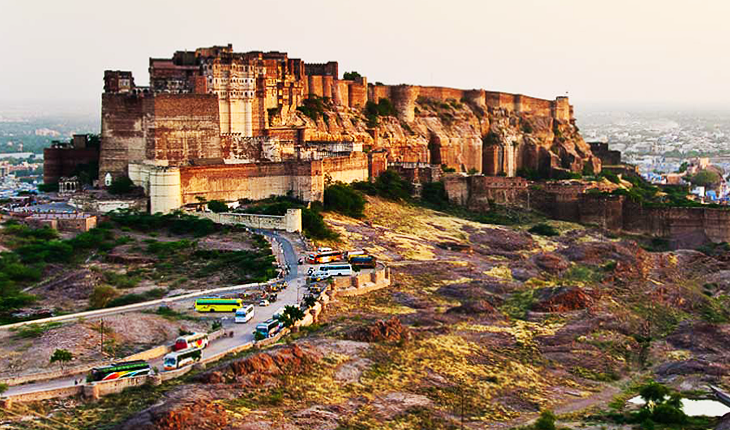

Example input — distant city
[577,109,730,174]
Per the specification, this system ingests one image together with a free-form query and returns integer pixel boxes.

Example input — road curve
[4,231,309,398]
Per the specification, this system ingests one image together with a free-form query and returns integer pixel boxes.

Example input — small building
[24,212,97,232]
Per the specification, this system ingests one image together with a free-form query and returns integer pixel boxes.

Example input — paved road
[5,231,310,397]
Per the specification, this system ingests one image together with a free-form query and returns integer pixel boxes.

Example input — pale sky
[1,0,729,115]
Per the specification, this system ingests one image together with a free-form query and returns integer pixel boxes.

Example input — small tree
[534,410,557,430]
[303,295,317,309]
[207,200,229,213]
[50,348,73,370]
[108,176,135,195]
[277,305,305,328]
[0,382,8,395]
[89,285,119,309]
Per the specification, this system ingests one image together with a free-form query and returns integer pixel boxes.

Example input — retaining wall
[2,386,83,404]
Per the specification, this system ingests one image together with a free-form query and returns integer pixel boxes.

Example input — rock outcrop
[280,95,598,177]
[349,317,412,343]
[202,344,321,384]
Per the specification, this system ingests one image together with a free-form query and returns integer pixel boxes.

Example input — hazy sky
[1,0,729,115]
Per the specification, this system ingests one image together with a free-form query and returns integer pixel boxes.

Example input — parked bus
[255,318,282,338]
[173,332,209,351]
[272,306,287,320]
[305,250,343,264]
[235,304,255,323]
[313,263,353,278]
[194,298,243,312]
[163,348,202,371]
[344,250,367,260]
[87,360,151,382]
[349,255,377,268]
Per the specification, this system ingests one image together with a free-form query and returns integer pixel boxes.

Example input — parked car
[259,299,270,307]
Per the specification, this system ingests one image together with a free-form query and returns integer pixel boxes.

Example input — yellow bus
[194,298,243,312]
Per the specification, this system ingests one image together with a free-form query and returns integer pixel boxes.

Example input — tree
[343,71,362,80]
[277,305,305,328]
[677,162,689,173]
[0,382,7,395]
[50,348,73,370]
[303,295,317,309]
[323,183,366,218]
[689,169,722,187]
[534,410,556,430]
[107,176,135,195]
[207,200,229,213]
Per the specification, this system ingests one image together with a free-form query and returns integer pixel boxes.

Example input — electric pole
[100,319,104,356]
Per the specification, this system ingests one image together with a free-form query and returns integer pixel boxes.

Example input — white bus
[173,332,209,351]
[163,348,202,371]
[314,263,353,278]
[235,304,255,323]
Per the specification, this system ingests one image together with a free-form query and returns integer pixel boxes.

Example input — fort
[91,44,595,213]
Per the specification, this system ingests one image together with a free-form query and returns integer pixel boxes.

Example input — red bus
[305,250,343,264]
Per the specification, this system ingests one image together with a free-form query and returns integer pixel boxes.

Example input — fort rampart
[444,175,529,212]
[129,153,369,213]
[367,85,572,123]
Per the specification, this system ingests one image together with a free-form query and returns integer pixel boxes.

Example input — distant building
[43,134,100,185]
[23,212,97,232]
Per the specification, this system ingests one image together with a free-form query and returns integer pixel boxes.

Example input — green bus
[87,360,151,382]
[194,297,243,312]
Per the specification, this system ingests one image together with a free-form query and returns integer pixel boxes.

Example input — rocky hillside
[27,197,730,430]
[278,96,599,176]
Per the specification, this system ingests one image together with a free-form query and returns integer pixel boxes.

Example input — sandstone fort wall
[368,85,573,123]
[146,94,222,163]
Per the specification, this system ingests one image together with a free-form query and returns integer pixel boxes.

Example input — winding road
[4,230,308,398]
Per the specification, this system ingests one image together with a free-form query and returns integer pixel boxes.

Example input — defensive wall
[367,84,572,123]
[129,152,369,213]
[195,209,302,233]
[589,142,622,166]
[530,184,730,249]
[444,174,529,212]
[1,264,390,406]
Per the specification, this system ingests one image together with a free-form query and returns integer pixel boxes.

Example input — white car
[259,299,270,307]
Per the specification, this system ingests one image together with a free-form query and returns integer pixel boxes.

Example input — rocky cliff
[277,92,600,177]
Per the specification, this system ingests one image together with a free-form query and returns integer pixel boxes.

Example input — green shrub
[146,240,193,256]
[421,181,449,209]
[297,95,328,120]
[103,271,141,289]
[107,176,136,195]
[688,169,722,187]
[207,200,229,213]
[534,410,556,430]
[528,223,560,237]
[353,169,413,201]
[89,285,119,309]
[324,182,366,218]
[105,288,166,308]
[13,322,62,339]
[343,71,361,80]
